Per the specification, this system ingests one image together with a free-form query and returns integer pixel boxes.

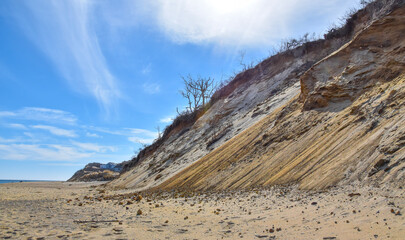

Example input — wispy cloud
[32,125,78,138]
[86,126,158,144]
[85,126,124,136]
[0,107,77,125]
[142,82,161,94]
[71,141,115,153]
[160,116,173,123]
[0,111,16,117]
[86,132,101,138]
[0,137,19,143]
[0,144,91,161]
[6,123,27,130]
[128,136,155,145]
[127,128,158,138]
[15,0,121,114]
[126,128,158,145]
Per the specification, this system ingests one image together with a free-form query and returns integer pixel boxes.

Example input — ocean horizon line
[0,179,63,184]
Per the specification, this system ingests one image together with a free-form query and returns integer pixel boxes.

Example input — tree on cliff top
[180,75,215,113]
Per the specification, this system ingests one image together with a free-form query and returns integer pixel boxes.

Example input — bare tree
[180,75,215,112]
[277,32,317,53]
[155,126,161,139]
[195,76,215,106]
[180,75,201,112]
[238,50,255,71]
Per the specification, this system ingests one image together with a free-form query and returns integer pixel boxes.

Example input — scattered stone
[176,229,188,234]
[137,209,143,215]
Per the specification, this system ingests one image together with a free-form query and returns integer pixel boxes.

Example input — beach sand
[0,182,404,239]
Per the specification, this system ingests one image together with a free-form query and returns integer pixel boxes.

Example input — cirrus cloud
[0,107,77,125]
[32,125,78,138]
[14,0,121,115]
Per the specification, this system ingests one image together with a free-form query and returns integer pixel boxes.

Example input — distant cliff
[68,162,124,182]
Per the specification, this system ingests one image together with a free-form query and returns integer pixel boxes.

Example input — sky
[0,0,362,180]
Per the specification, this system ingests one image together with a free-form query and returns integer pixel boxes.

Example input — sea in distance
[0,179,55,184]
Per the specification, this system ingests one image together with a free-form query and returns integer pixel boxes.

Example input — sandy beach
[0,182,404,239]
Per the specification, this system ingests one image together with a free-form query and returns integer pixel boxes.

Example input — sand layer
[0,182,404,239]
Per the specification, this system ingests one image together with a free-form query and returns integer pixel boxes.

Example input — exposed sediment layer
[157,6,405,191]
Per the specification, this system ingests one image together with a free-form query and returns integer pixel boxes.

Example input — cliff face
[109,1,405,191]
[109,40,345,190]
[68,162,124,182]
[157,5,405,191]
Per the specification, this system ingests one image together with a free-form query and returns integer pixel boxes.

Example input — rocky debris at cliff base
[1,182,404,239]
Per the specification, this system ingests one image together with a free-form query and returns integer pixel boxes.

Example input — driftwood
[73,220,120,224]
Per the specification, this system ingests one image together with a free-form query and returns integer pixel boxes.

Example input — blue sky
[0,0,361,180]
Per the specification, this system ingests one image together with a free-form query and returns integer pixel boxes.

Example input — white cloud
[142,82,161,94]
[32,125,78,138]
[149,0,359,47]
[0,107,77,125]
[127,128,158,138]
[23,132,35,139]
[160,116,173,123]
[0,111,16,117]
[15,0,121,114]
[0,144,91,161]
[85,126,158,146]
[86,132,101,138]
[0,137,19,143]
[85,126,124,136]
[128,136,155,145]
[126,128,158,145]
[6,123,27,130]
[154,0,284,46]
[71,141,116,153]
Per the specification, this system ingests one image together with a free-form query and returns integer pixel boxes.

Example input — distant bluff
[68,162,125,182]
